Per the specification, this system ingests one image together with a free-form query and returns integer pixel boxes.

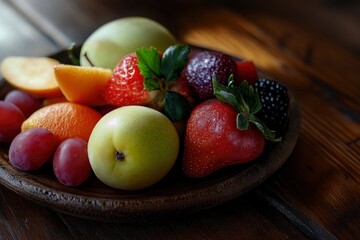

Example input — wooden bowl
[0,46,301,223]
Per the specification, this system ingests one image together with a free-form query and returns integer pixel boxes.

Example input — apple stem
[83,52,95,67]
[115,151,125,161]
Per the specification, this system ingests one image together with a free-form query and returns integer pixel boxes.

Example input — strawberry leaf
[212,76,281,142]
[237,112,249,130]
[238,80,262,115]
[164,91,191,121]
[250,117,281,142]
[213,75,239,110]
[161,45,190,82]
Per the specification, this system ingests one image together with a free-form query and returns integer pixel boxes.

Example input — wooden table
[1,0,359,239]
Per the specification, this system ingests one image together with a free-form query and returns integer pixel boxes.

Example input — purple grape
[53,138,91,187]
[9,128,56,171]
[4,90,42,117]
[0,101,26,142]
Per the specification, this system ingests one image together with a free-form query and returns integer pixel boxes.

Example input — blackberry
[254,79,289,133]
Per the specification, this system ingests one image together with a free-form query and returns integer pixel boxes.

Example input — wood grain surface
[0,0,359,239]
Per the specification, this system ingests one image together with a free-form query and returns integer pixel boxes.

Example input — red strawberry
[104,45,193,122]
[104,53,153,107]
[182,99,265,177]
[182,76,280,178]
[235,61,258,85]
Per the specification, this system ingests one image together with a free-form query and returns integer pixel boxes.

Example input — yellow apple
[80,17,178,70]
[87,106,179,190]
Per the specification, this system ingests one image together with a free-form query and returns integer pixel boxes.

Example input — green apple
[87,106,179,190]
[80,17,178,70]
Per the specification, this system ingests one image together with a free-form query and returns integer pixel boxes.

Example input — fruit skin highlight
[80,17,178,70]
[88,106,179,190]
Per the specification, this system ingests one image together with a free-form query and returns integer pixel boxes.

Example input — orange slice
[0,56,63,98]
[54,64,112,106]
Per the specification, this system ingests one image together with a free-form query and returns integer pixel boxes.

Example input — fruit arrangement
[0,17,289,191]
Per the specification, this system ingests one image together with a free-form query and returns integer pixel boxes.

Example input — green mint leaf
[163,91,191,122]
[237,112,249,130]
[161,44,190,82]
[136,47,161,79]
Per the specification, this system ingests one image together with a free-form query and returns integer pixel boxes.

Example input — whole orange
[22,102,102,144]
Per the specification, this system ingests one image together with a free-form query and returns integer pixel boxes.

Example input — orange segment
[22,102,102,144]
[54,64,112,106]
[0,56,63,98]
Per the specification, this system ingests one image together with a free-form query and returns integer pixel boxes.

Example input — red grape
[4,90,42,117]
[0,101,26,142]
[9,128,56,171]
[53,138,91,187]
